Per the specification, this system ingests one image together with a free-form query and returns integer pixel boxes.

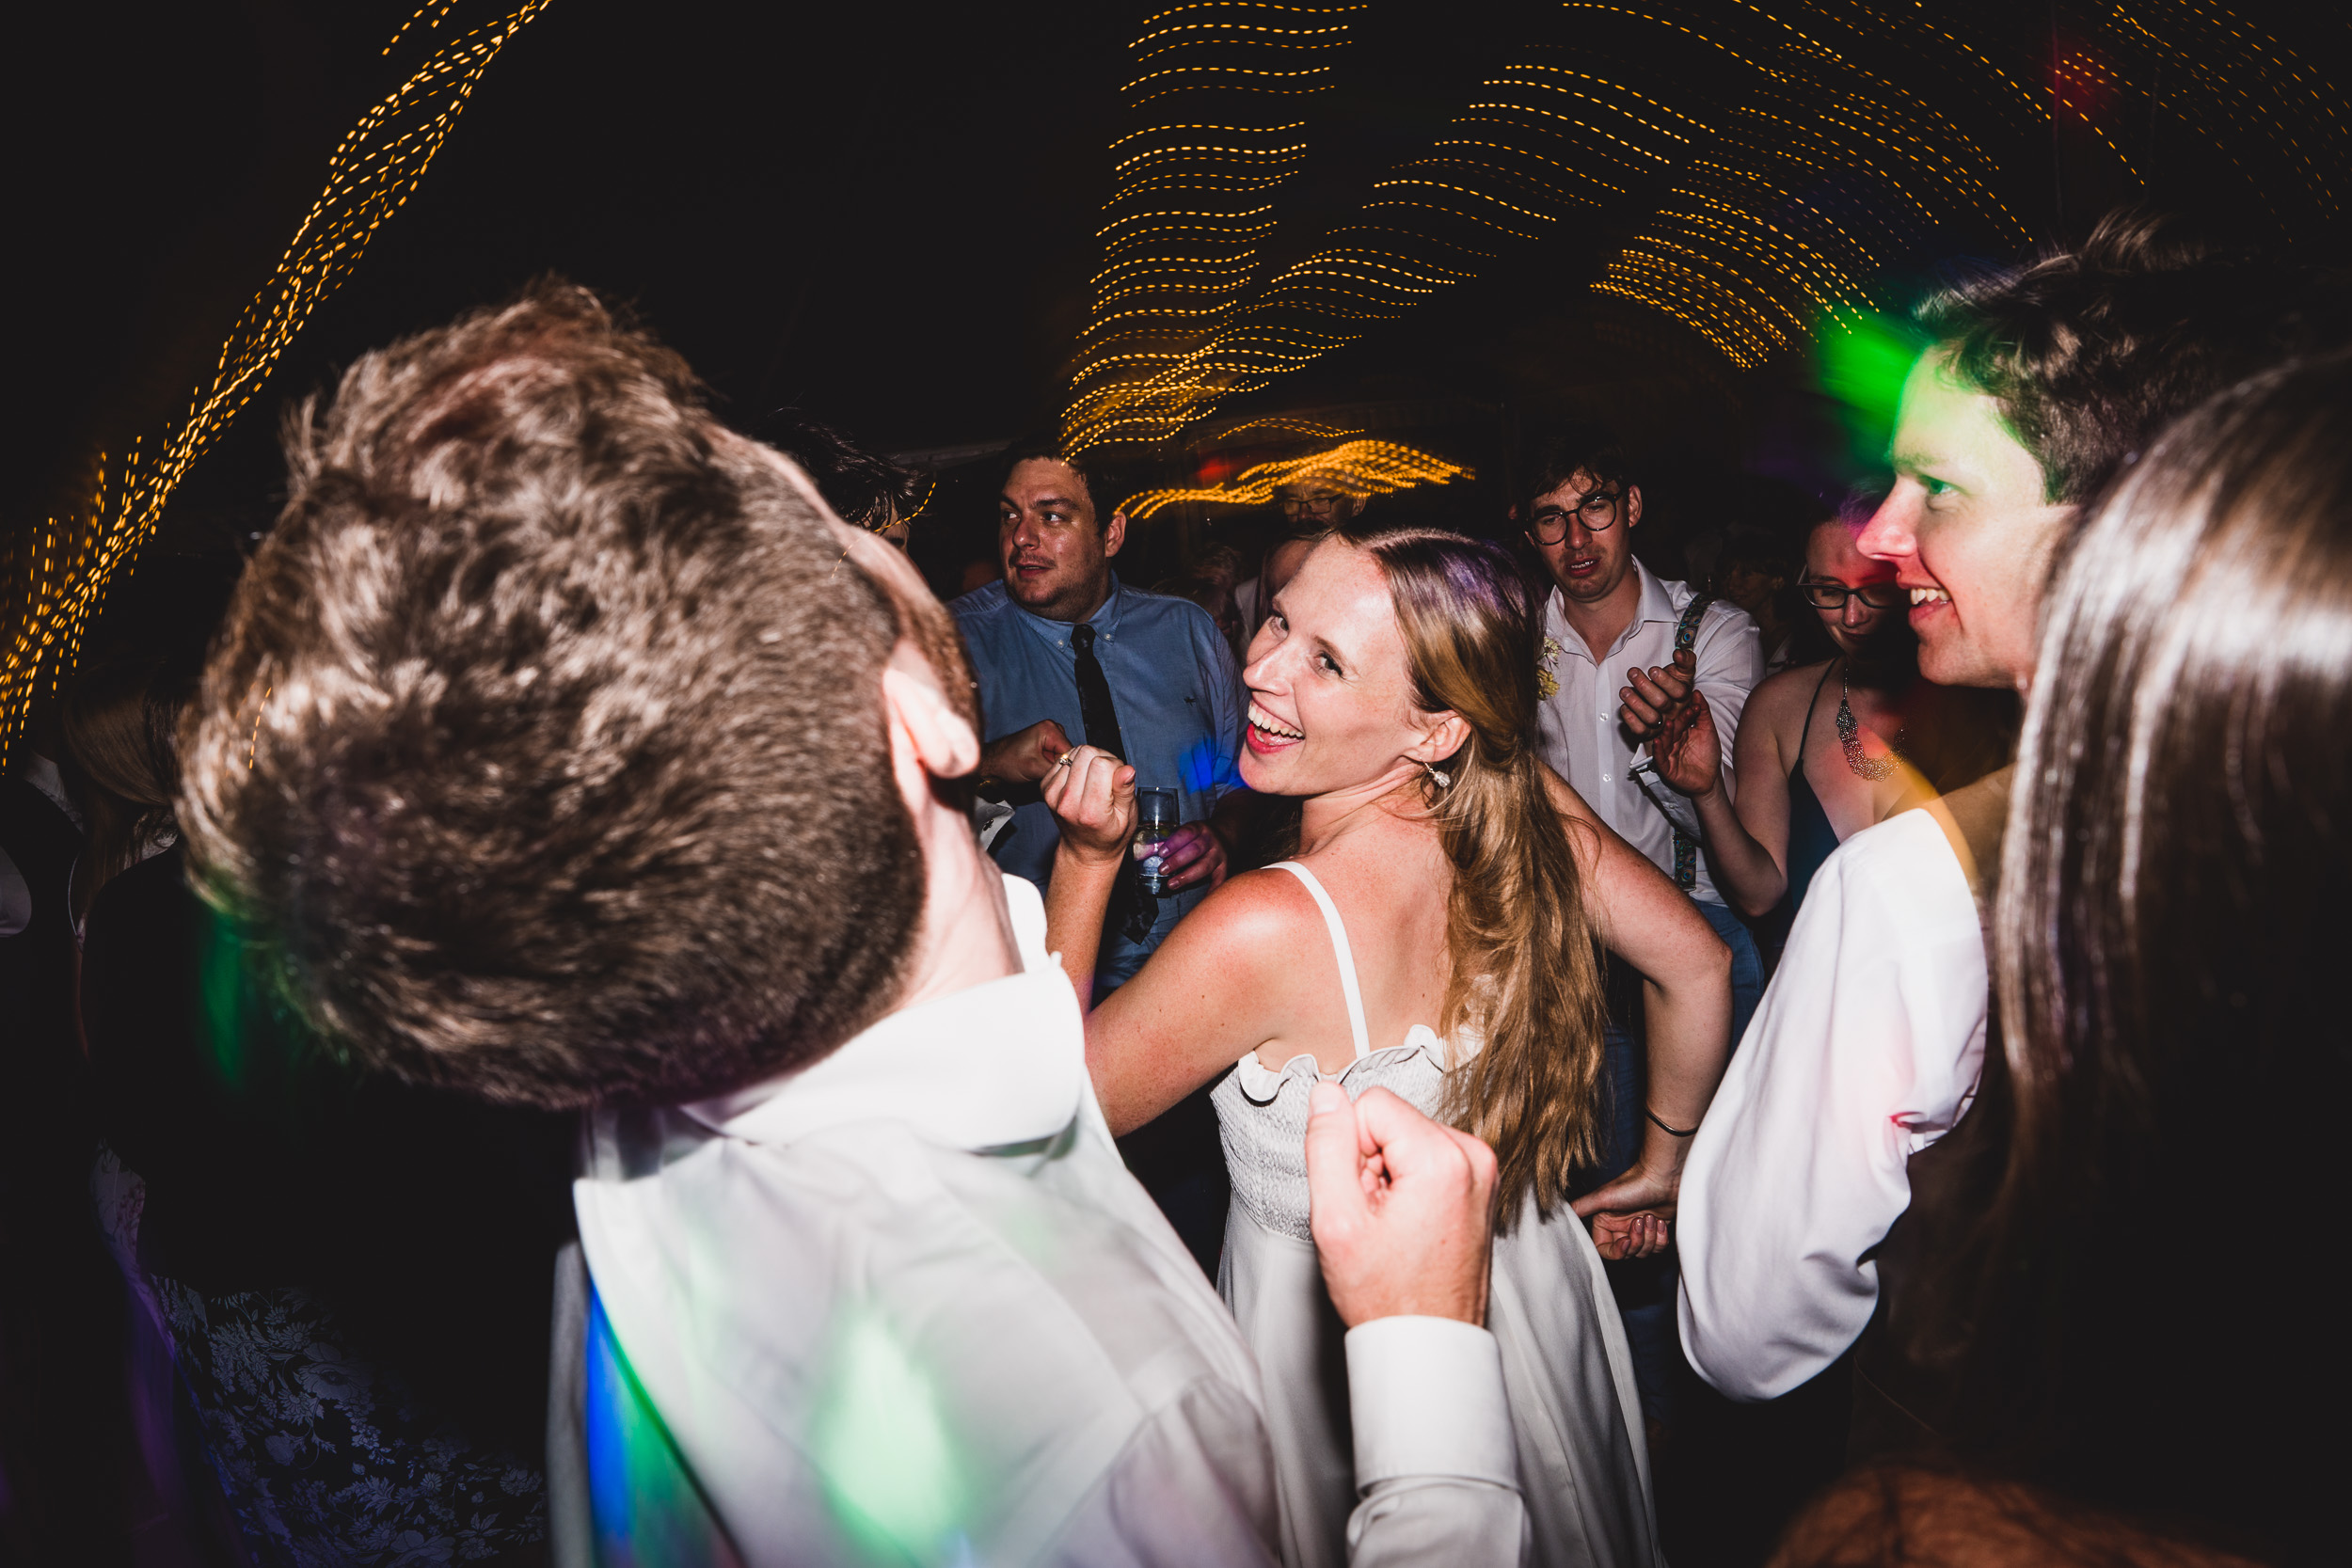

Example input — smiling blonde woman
[1044,523,1732,1568]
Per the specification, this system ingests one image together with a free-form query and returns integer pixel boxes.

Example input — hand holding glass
[1135,787,1179,895]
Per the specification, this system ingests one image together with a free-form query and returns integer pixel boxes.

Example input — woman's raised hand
[1041,744,1138,866]
[1621,648,1721,800]
[1652,686,1723,800]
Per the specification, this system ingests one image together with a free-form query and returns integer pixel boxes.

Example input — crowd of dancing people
[2,207,2344,1567]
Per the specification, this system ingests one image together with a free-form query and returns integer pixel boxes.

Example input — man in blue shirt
[954,443,1245,991]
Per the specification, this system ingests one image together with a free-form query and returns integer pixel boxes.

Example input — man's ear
[1103,509,1128,558]
[1623,485,1645,530]
[882,651,980,789]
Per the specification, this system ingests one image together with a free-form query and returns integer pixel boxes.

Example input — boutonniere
[1537,635,1562,700]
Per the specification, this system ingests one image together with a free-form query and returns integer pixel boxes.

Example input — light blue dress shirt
[952,575,1244,987]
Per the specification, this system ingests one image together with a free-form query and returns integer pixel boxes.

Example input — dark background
[7,8,2346,1562]
[8,0,2348,608]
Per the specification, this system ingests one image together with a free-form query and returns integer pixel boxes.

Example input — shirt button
[1602,773,1613,783]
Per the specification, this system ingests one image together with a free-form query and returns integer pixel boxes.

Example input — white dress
[1212,862,1663,1568]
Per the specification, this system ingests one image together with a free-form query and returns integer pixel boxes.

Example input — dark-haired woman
[1778,353,2352,1567]
[1631,504,2014,923]
[1047,525,1731,1567]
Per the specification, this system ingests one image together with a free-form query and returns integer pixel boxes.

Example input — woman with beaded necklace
[1624,499,2014,922]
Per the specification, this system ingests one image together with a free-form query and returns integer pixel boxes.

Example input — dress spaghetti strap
[1783,660,1843,916]
[1265,862,1374,1061]
[1795,658,1836,758]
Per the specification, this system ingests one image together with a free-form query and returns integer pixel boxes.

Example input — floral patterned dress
[96,1148,547,1566]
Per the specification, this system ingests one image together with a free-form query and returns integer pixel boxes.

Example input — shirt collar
[1012,574,1127,647]
[1544,561,1683,657]
[1631,560,1679,626]
[684,876,1085,1151]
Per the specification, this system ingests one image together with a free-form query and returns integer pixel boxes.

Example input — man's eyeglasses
[1802,580,1907,610]
[1526,490,1622,544]
[1279,491,1347,516]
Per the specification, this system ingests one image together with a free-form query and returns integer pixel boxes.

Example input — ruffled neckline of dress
[1230,1025,1451,1106]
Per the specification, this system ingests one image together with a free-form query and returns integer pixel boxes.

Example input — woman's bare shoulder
[1749,658,1832,722]
[1156,863,1325,961]
[1535,762,1613,867]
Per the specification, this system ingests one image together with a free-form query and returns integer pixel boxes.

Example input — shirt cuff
[1344,1316,1518,1491]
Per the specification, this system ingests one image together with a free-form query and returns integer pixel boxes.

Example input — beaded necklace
[1836,660,1908,781]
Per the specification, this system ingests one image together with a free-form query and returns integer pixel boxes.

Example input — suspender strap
[1670,595,1712,892]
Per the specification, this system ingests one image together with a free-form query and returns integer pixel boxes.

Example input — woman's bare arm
[1542,767,1734,1247]
[1041,744,1307,1133]
[1082,873,1312,1133]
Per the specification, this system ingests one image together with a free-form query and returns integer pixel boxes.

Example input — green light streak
[812,1309,972,1563]
[1817,309,1925,463]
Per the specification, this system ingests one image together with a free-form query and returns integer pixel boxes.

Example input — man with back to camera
[172,282,1531,1566]
[1656,211,2352,1440]
[1517,424,1762,1430]
[954,443,1245,991]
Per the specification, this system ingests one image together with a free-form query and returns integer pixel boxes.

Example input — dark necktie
[1069,622,1155,942]
[1070,624,1128,761]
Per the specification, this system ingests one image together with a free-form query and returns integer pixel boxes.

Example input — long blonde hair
[1346,524,1610,1216]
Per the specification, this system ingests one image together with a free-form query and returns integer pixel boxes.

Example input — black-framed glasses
[1526,489,1622,544]
[1802,580,1906,610]
[1279,490,1348,516]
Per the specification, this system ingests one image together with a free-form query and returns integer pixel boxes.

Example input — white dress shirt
[558,875,1527,1566]
[1534,563,1764,907]
[1675,809,1987,1400]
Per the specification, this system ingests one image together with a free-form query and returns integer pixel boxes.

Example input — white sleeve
[1051,1318,1527,1568]
[1344,1317,1530,1568]
[1692,602,1766,777]
[1676,811,1988,1401]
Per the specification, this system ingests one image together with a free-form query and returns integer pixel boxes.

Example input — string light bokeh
[0,0,551,768]
[1118,438,1470,520]
[1064,0,2346,449]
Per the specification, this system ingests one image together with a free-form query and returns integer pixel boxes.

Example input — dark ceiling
[10,0,2349,569]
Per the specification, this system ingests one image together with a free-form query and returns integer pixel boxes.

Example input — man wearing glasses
[1517,423,1763,1433]
[1234,469,1363,638]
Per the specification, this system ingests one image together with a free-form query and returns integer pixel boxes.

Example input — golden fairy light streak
[1564,0,2035,368]
[1056,0,1364,455]
[1205,414,1364,444]
[1589,0,2341,366]
[0,0,553,768]
[1068,0,2339,444]
[1118,439,1471,519]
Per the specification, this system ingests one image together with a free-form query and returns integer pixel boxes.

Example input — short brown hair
[179,280,924,1109]
[996,437,1130,529]
[1918,207,2346,505]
